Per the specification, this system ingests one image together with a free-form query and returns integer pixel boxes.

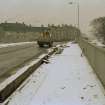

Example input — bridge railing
[78,36,105,87]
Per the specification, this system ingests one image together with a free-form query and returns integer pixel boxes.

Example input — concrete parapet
[0,48,55,103]
[78,37,105,88]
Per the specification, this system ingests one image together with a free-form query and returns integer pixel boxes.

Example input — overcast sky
[0,0,105,33]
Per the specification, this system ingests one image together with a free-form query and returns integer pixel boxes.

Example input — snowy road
[3,42,105,105]
[0,42,47,83]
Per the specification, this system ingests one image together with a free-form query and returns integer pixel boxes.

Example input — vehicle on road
[37,30,53,47]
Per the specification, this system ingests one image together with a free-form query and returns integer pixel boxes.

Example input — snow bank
[0,42,36,48]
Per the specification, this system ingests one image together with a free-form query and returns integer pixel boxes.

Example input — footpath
[3,42,105,105]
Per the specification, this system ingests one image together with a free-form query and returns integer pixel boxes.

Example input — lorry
[37,30,53,47]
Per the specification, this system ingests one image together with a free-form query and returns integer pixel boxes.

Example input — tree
[0,27,5,40]
[41,24,44,27]
[48,24,51,27]
[90,17,105,43]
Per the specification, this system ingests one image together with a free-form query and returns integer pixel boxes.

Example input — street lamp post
[69,0,80,41]
[69,0,80,29]
[77,1,79,29]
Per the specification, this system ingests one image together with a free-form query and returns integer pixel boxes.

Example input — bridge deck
[3,42,105,105]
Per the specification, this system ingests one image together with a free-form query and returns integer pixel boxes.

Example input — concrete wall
[0,49,55,102]
[78,37,105,87]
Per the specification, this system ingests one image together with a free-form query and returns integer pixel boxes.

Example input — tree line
[0,22,47,33]
[0,22,80,43]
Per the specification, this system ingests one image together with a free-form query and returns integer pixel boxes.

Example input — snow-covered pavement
[3,42,105,105]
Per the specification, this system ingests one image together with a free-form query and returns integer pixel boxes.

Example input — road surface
[0,42,47,83]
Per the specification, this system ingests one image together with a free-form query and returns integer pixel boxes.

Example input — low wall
[78,37,105,87]
[0,48,55,102]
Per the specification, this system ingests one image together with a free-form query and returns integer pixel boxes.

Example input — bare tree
[90,17,105,43]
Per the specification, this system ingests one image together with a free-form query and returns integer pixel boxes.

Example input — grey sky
[0,0,105,33]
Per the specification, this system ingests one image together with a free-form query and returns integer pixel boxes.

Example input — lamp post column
[77,0,79,29]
